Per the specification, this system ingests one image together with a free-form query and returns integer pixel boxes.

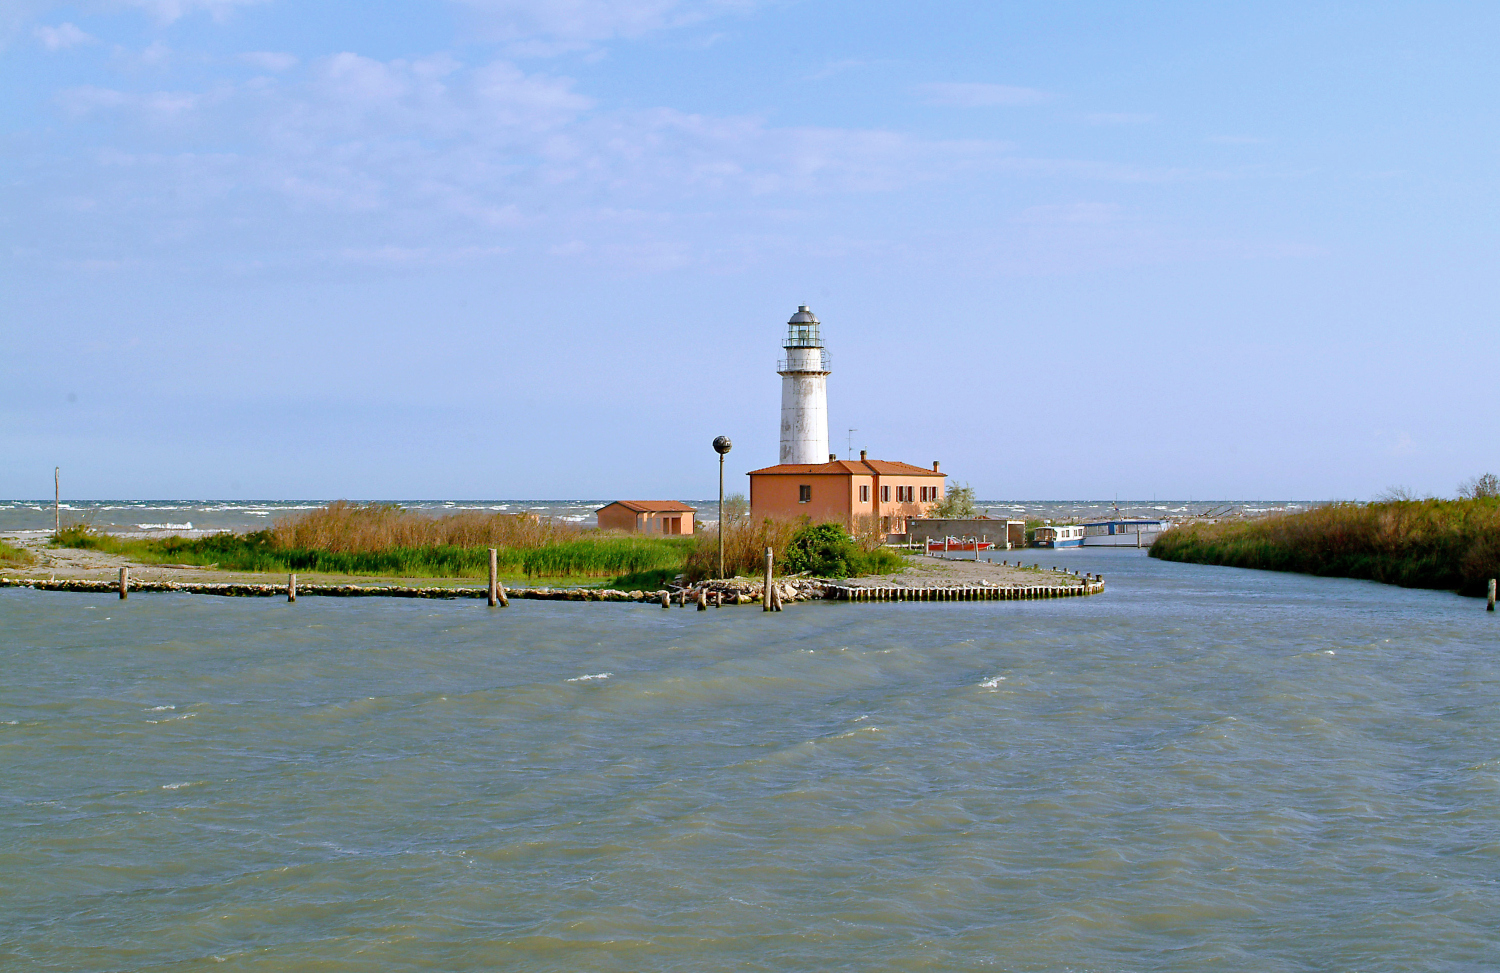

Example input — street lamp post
[713,436,732,579]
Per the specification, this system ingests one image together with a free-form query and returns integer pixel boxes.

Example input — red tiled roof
[745,459,945,476]
[596,500,697,513]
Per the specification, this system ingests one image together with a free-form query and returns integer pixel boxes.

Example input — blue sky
[3,0,1497,500]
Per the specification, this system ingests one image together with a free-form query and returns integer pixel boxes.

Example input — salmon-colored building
[596,501,695,535]
[747,451,946,536]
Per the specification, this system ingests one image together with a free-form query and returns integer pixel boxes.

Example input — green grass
[1150,498,1500,595]
[0,539,34,566]
[50,525,695,584]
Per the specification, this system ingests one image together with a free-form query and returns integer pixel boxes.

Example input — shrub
[930,482,977,519]
[783,523,862,578]
[1459,473,1500,499]
[0,539,34,566]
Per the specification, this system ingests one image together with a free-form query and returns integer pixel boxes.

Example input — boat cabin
[1033,524,1085,548]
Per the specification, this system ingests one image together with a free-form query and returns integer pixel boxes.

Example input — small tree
[1459,474,1500,499]
[721,492,749,524]
[930,482,977,519]
[782,522,860,579]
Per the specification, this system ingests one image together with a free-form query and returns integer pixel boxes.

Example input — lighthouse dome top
[784,305,823,348]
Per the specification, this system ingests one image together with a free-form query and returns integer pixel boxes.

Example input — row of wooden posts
[831,581,1101,601]
[99,565,1500,612]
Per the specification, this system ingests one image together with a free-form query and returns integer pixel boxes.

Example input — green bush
[782,523,858,578]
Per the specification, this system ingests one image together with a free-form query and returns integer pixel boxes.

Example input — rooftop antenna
[847,428,857,460]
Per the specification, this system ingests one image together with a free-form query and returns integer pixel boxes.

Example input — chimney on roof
[860,449,867,460]
[829,453,836,462]
[933,461,940,472]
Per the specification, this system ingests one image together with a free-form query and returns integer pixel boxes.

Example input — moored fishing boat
[1033,525,1085,548]
[1081,519,1172,547]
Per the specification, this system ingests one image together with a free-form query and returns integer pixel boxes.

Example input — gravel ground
[837,553,1085,589]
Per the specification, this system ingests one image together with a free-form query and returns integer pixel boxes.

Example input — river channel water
[3,550,1497,971]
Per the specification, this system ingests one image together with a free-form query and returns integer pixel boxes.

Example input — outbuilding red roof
[746,459,945,476]
[596,500,697,513]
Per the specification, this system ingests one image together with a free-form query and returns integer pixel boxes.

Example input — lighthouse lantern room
[777,305,832,465]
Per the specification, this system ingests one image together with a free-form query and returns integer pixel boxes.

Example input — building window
[881,485,890,502]
[799,484,812,503]
[896,485,914,503]
[859,485,869,502]
[919,486,930,502]
[881,516,890,531]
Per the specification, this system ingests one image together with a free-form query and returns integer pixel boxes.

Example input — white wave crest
[567,672,613,683]
[979,676,1007,689]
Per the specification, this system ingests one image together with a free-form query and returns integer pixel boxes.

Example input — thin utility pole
[54,467,60,535]
[713,436,732,579]
[719,452,725,578]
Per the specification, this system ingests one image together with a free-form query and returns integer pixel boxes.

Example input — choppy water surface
[0,499,1318,533]
[3,551,1496,971]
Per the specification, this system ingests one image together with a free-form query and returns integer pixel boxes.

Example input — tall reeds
[683,513,905,581]
[1150,498,1500,595]
[0,538,34,566]
[683,516,804,581]
[50,503,695,581]
[270,501,568,552]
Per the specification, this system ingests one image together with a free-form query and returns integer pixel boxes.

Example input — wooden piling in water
[118,567,128,600]
[487,549,499,607]
[697,589,708,610]
[661,590,670,609]
[1489,579,1496,612]
[288,574,296,603]
[763,547,774,613]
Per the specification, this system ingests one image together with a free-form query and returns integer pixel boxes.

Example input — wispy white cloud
[917,82,1054,108]
[35,21,94,50]
[805,58,872,81]
[58,83,209,118]
[1085,112,1154,125]
[239,51,298,72]
[450,0,758,44]
[1014,202,1122,225]
[24,46,1250,276]
[113,0,269,24]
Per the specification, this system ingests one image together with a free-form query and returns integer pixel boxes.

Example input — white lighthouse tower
[778,305,831,464]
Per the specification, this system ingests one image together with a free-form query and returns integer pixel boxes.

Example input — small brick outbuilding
[596,501,696,535]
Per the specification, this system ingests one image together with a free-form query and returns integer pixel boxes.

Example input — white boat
[1080,519,1172,547]
[1033,525,1085,548]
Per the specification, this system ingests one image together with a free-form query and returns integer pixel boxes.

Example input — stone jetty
[1,575,1103,604]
